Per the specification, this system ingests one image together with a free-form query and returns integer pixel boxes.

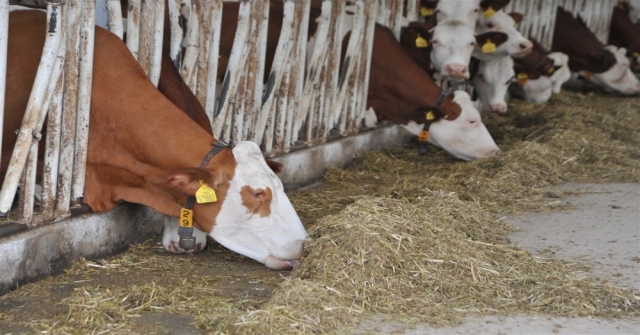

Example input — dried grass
[9,91,640,334]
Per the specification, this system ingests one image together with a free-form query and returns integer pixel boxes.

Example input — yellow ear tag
[415,34,428,48]
[482,39,497,53]
[483,6,496,18]
[195,180,218,204]
[421,7,434,17]
[584,71,593,79]
[547,66,555,75]
[425,110,435,121]
[418,129,430,142]
[633,52,640,57]
[180,208,193,228]
[516,73,528,86]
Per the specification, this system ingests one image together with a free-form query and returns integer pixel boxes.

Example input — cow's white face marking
[435,0,481,26]
[473,56,514,112]
[548,52,571,93]
[210,141,307,269]
[431,21,476,82]
[405,91,501,161]
[162,216,208,254]
[587,46,640,96]
[475,11,532,60]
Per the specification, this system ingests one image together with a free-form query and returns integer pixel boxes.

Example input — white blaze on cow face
[475,11,532,60]
[548,52,571,94]
[210,142,307,270]
[587,46,640,96]
[431,20,476,82]
[520,75,554,104]
[435,0,481,26]
[473,56,514,113]
[404,91,501,161]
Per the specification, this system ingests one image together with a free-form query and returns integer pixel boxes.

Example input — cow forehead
[452,91,480,117]
[434,22,475,40]
[231,142,279,187]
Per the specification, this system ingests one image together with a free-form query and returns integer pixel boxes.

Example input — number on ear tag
[482,39,497,53]
[180,208,193,228]
[421,7,434,17]
[415,34,428,48]
[483,6,496,18]
[418,130,430,142]
[195,180,218,204]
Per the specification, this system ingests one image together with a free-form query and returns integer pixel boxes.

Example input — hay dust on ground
[2,91,639,334]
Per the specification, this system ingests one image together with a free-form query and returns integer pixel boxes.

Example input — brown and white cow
[5,9,307,270]
[511,37,568,103]
[552,6,640,95]
[608,2,640,70]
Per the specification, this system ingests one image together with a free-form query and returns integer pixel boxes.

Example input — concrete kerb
[0,124,414,295]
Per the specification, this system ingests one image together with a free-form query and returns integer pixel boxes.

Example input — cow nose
[488,148,502,157]
[445,64,468,78]
[489,103,507,113]
[519,41,533,54]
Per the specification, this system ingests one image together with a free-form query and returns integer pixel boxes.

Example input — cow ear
[480,0,511,12]
[475,31,508,47]
[166,168,214,195]
[265,159,283,174]
[508,12,524,24]
[412,106,444,123]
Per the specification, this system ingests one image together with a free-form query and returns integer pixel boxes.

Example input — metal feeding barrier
[504,0,618,49]
[0,0,621,229]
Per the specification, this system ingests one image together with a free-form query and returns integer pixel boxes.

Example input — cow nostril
[519,43,529,50]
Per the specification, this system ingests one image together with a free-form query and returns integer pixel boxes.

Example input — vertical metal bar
[244,0,270,143]
[0,0,9,171]
[405,0,418,22]
[322,0,345,137]
[138,0,153,75]
[196,0,212,104]
[0,0,64,215]
[107,0,124,39]
[180,0,199,91]
[259,0,295,153]
[56,0,82,216]
[148,0,164,86]
[42,73,65,221]
[354,0,377,130]
[204,0,223,125]
[70,0,95,205]
[126,0,142,60]
[167,0,183,66]
[212,1,251,141]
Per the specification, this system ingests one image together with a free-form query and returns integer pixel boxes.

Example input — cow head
[473,56,514,113]
[431,21,507,82]
[405,91,501,161]
[548,52,571,93]
[587,46,640,95]
[165,141,308,270]
[475,11,532,59]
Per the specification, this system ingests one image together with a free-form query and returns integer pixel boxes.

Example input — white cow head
[165,141,308,270]
[431,21,508,82]
[587,46,640,95]
[404,91,501,161]
[435,0,481,25]
[473,56,514,113]
[474,11,533,60]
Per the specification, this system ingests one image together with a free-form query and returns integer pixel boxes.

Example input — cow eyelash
[486,22,495,28]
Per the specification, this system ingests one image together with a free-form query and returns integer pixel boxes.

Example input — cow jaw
[521,77,554,104]
[428,91,501,161]
[209,141,307,269]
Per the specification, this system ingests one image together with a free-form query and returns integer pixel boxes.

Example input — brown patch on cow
[438,95,462,121]
[240,185,273,218]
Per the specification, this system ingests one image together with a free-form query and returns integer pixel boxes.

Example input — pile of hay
[12,91,640,334]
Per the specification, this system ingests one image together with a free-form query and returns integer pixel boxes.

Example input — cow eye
[252,190,264,198]
[469,119,477,124]
[486,22,495,28]
[473,8,479,13]
[469,41,476,47]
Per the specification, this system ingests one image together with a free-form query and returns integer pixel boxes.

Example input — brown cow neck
[367,25,461,125]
